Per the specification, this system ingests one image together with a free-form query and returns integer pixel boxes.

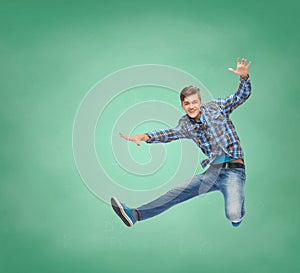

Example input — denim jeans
[136,165,246,223]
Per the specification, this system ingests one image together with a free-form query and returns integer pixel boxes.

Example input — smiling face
[181,93,202,120]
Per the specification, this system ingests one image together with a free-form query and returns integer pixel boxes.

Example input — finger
[228,68,239,75]
[119,132,125,138]
[136,140,140,146]
[119,132,129,140]
[247,61,252,68]
[237,57,241,64]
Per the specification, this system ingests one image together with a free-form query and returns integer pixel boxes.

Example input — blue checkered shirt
[146,76,252,168]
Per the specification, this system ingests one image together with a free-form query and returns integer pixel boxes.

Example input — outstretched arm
[119,117,189,146]
[214,57,252,114]
[119,132,150,146]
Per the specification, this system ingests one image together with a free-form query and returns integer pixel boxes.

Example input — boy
[111,58,252,228]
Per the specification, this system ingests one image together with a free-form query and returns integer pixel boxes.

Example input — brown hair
[180,86,201,103]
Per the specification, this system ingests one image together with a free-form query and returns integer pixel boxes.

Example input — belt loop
[224,162,229,169]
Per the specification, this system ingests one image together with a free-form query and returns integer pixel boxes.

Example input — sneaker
[232,221,242,227]
[111,197,136,227]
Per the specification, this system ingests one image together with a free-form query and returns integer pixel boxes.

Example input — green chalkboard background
[1,0,299,273]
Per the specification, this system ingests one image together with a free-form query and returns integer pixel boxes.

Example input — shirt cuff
[145,133,154,143]
[240,74,250,81]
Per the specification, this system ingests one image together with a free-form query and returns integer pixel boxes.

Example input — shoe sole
[111,197,133,227]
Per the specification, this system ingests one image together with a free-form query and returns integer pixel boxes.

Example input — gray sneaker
[111,197,137,227]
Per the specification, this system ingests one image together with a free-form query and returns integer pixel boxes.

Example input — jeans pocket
[231,167,246,181]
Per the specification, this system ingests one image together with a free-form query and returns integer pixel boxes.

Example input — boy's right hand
[119,132,149,146]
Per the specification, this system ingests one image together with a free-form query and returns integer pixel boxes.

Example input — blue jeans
[136,165,246,224]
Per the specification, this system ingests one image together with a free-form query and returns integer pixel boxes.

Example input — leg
[136,167,220,221]
[218,168,246,226]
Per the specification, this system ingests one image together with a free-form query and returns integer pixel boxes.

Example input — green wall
[1,0,299,273]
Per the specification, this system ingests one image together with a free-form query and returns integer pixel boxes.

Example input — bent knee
[226,209,243,223]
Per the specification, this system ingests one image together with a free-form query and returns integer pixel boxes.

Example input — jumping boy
[111,58,252,228]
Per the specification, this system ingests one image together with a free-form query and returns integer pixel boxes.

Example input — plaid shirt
[146,76,252,168]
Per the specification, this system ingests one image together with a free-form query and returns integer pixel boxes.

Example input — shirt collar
[199,107,206,123]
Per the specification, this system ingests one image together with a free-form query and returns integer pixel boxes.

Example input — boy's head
[180,86,201,103]
[180,86,202,120]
